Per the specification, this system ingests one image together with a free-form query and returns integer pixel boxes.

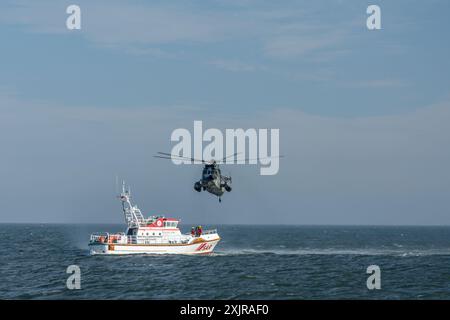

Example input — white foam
[213,248,450,257]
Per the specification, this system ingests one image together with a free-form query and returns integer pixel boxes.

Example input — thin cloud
[0,0,352,60]
[263,34,343,58]
[343,79,409,88]
[208,59,263,72]
[2,89,450,224]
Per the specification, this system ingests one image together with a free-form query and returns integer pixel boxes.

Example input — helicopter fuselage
[203,178,225,197]
[194,163,231,200]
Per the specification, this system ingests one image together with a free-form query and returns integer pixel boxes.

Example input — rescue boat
[89,182,220,255]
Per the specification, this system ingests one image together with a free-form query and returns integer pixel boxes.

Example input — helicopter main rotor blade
[213,152,241,164]
[233,155,285,162]
[156,152,205,163]
[154,155,178,160]
[220,152,241,162]
[154,155,205,163]
[156,151,284,164]
[216,154,284,164]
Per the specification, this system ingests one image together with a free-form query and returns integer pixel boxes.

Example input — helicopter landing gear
[194,182,202,192]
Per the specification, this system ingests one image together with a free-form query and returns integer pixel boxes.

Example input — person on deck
[191,227,195,237]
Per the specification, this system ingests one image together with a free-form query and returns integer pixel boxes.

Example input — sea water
[1,224,449,299]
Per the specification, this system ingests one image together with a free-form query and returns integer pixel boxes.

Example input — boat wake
[213,248,450,257]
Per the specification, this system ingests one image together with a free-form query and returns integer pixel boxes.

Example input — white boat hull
[89,238,220,255]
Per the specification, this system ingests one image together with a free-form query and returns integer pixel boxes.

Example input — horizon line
[1,222,450,227]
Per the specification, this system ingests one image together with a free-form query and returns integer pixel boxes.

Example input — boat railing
[90,232,126,244]
[202,229,217,235]
[183,229,217,237]
[126,234,191,245]
[90,232,109,243]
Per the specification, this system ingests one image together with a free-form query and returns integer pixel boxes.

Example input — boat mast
[119,181,146,228]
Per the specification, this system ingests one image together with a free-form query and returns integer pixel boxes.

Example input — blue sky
[1,0,449,224]
[1,0,449,116]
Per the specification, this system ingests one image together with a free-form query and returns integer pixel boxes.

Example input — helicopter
[154,152,237,202]
[155,152,283,202]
